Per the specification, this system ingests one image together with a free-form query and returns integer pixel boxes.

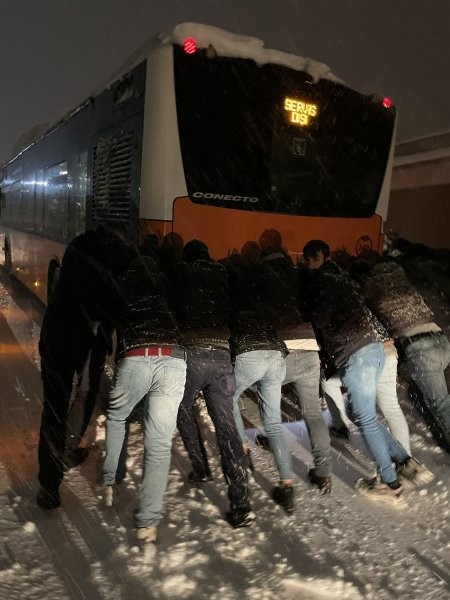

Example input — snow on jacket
[227,261,287,359]
[113,255,183,356]
[259,251,316,342]
[362,260,435,339]
[172,258,231,349]
[39,227,135,369]
[301,261,380,368]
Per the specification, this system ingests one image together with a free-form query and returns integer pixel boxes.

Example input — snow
[0,261,449,599]
[161,23,343,84]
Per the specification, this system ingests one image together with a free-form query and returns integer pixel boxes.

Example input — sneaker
[225,505,256,528]
[355,477,406,508]
[63,447,89,471]
[308,469,332,494]
[36,487,61,510]
[272,485,294,513]
[329,425,351,440]
[255,434,271,451]
[188,470,213,483]
[136,526,157,542]
[104,485,114,507]
[396,457,434,487]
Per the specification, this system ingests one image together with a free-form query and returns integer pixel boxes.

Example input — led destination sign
[284,97,318,126]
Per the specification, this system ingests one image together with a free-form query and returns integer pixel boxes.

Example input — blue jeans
[341,343,409,483]
[102,355,186,527]
[233,350,293,481]
[405,334,450,441]
[284,350,331,476]
[323,345,411,454]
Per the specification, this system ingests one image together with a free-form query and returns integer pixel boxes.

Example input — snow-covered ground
[0,266,449,600]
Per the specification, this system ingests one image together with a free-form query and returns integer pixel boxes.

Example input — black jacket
[39,227,135,370]
[172,258,231,349]
[362,260,435,339]
[301,261,380,368]
[112,255,183,356]
[228,260,287,359]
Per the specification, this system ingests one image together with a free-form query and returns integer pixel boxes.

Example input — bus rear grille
[91,133,133,223]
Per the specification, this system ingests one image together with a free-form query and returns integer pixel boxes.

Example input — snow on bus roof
[161,22,343,84]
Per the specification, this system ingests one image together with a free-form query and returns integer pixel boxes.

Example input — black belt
[401,330,443,350]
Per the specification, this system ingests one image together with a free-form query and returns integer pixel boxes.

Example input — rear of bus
[140,24,396,262]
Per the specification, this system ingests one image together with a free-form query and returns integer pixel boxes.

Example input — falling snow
[0,257,449,600]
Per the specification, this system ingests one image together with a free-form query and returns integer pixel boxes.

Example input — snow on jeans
[233,349,293,481]
[341,342,410,484]
[102,355,186,528]
[405,333,450,439]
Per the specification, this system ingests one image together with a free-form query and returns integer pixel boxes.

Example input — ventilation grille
[91,133,133,223]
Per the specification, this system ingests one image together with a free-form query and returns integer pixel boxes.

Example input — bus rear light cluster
[183,37,197,54]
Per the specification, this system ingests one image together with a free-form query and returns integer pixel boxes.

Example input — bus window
[34,168,45,233]
[71,150,87,238]
[44,161,69,241]
[22,168,35,231]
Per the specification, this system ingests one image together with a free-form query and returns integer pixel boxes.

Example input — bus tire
[47,259,61,301]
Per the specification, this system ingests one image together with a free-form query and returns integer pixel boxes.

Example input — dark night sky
[1,0,449,165]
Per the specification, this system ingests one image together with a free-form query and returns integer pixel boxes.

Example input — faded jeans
[102,355,186,527]
[405,333,450,443]
[323,344,411,454]
[284,350,331,476]
[341,342,410,483]
[233,350,293,481]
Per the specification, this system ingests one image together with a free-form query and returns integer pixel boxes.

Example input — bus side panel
[172,197,382,261]
[1,226,65,304]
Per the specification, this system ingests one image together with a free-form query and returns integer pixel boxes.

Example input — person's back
[301,241,416,506]
[228,253,294,513]
[174,256,230,349]
[113,255,180,355]
[172,240,252,528]
[228,259,286,358]
[102,253,187,542]
[259,250,332,493]
[37,223,134,510]
[361,259,450,451]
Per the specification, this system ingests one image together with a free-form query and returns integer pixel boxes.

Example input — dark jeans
[38,329,109,493]
[177,347,249,510]
[38,357,77,493]
[66,333,108,450]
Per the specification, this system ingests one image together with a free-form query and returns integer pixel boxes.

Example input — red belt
[124,347,173,358]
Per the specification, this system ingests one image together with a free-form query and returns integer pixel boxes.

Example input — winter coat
[172,258,231,349]
[39,227,135,370]
[259,252,316,341]
[112,255,182,356]
[362,260,435,339]
[227,261,287,359]
[301,261,380,368]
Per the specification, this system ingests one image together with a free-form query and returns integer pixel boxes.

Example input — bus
[0,22,396,305]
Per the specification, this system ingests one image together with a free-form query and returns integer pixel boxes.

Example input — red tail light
[183,37,197,55]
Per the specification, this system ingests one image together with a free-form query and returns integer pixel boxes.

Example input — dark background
[1,0,449,165]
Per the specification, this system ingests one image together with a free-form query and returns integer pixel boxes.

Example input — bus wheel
[3,236,12,275]
[47,260,61,301]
